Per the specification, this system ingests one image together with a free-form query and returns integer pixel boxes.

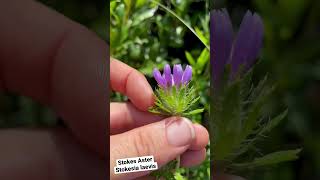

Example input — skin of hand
[110,59,209,180]
[0,0,107,179]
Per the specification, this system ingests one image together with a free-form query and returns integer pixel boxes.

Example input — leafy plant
[209,8,301,176]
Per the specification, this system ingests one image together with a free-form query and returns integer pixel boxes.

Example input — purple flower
[210,9,264,87]
[182,65,192,84]
[153,64,192,88]
[164,64,173,86]
[173,64,183,86]
[153,68,167,88]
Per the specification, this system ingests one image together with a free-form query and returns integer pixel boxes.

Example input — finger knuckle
[132,130,155,157]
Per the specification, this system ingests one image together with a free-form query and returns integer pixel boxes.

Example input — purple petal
[164,64,173,86]
[210,9,234,87]
[229,10,264,78]
[153,68,167,88]
[173,64,183,86]
[244,13,264,71]
[182,65,192,84]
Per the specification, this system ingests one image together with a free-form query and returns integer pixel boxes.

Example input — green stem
[175,155,181,170]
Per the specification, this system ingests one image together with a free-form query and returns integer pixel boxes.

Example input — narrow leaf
[185,51,196,66]
[183,108,204,116]
[132,8,157,26]
[184,96,200,111]
[195,27,208,45]
[196,48,209,72]
[232,149,302,169]
[260,109,288,134]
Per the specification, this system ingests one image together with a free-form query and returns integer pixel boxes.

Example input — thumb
[110,117,195,180]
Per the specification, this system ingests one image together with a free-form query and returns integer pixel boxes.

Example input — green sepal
[149,84,203,116]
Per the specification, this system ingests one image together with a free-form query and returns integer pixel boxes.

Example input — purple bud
[164,64,173,86]
[182,65,192,84]
[245,13,264,70]
[173,64,183,86]
[153,68,167,88]
[210,9,233,87]
[229,10,264,79]
[210,9,264,86]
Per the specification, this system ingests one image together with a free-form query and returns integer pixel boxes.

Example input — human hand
[0,1,107,179]
[110,59,209,180]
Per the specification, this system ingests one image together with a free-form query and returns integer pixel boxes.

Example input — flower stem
[175,155,181,170]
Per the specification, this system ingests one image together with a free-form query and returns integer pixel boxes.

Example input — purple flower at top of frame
[210,9,264,87]
[153,64,192,89]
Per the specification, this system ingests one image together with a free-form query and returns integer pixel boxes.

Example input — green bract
[149,85,203,116]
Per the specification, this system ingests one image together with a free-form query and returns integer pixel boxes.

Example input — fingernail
[166,117,195,147]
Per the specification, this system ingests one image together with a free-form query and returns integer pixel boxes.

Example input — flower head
[153,64,192,88]
[210,9,264,87]
[150,64,202,116]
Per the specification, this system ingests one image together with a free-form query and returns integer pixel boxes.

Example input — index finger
[110,58,154,111]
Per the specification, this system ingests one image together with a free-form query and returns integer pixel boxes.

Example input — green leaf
[132,8,158,26]
[195,27,208,45]
[110,1,117,13]
[260,109,288,134]
[184,96,200,111]
[148,108,164,115]
[185,51,195,66]
[211,80,243,160]
[232,149,302,169]
[183,108,204,116]
[174,172,187,180]
[135,0,148,8]
[240,76,273,140]
[124,0,135,21]
[196,48,209,73]
[151,158,177,179]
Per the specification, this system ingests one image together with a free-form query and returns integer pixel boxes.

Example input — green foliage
[110,0,209,76]
[210,67,301,172]
[151,149,211,180]
[151,159,178,180]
